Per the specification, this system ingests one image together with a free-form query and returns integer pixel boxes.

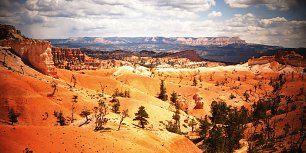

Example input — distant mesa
[50,36,247,46]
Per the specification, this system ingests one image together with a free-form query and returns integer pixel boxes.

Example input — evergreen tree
[252,99,267,120]
[94,99,108,131]
[199,115,211,138]
[210,101,230,124]
[111,100,120,114]
[53,111,66,126]
[133,106,149,128]
[206,125,224,153]
[193,77,197,86]
[158,80,168,101]
[8,108,20,125]
[243,91,250,102]
[80,108,91,123]
[188,118,197,132]
[170,91,178,105]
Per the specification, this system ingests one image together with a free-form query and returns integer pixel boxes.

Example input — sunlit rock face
[0,24,58,78]
[248,50,305,67]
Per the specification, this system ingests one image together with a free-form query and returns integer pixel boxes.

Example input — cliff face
[175,37,246,46]
[167,50,203,62]
[275,51,305,67]
[248,51,305,67]
[0,24,58,78]
[52,47,100,70]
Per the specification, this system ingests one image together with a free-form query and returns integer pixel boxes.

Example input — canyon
[0,24,305,153]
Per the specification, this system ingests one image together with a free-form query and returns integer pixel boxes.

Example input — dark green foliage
[224,108,247,152]
[111,100,120,114]
[166,120,180,134]
[229,93,236,99]
[94,100,108,131]
[203,102,249,153]
[53,111,66,126]
[206,125,224,153]
[243,91,250,101]
[24,147,33,153]
[158,80,168,101]
[193,77,197,86]
[112,88,130,98]
[271,96,281,116]
[210,101,230,124]
[80,108,91,122]
[291,104,296,111]
[199,116,211,138]
[170,91,178,104]
[133,106,149,128]
[8,108,20,125]
[252,99,267,120]
[188,118,197,132]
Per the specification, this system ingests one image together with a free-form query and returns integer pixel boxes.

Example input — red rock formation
[275,51,305,67]
[0,24,58,78]
[193,94,204,109]
[248,51,305,67]
[52,47,100,70]
[247,56,275,66]
[167,50,204,62]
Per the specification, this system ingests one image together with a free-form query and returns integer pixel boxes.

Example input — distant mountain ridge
[49,36,246,46]
[48,37,305,64]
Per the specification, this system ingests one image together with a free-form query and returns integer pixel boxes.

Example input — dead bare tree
[71,95,78,123]
[118,109,129,130]
[48,81,57,97]
[70,74,77,87]
[99,82,107,97]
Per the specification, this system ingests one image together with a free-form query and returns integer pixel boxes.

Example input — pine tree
[158,80,168,101]
[53,111,66,126]
[80,108,91,123]
[193,77,197,86]
[8,108,20,125]
[206,125,224,153]
[133,106,149,128]
[199,115,211,138]
[170,91,178,105]
[243,91,250,102]
[111,100,120,114]
[188,118,197,132]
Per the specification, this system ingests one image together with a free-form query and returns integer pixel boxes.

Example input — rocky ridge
[0,24,58,78]
[248,50,305,67]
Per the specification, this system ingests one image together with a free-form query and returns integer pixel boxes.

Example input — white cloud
[224,0,298,11]
[208,11,222,17]
[0,0,306,48]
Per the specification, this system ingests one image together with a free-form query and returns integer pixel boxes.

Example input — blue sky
[0,0,306,47]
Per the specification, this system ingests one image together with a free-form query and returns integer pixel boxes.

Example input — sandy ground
[0,47,305,152]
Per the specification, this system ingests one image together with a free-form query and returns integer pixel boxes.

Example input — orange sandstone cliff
[0,24,58,78]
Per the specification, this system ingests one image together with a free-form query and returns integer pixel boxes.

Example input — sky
[0,0,306,48]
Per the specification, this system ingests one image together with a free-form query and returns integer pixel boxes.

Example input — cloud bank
[0,0,305,48]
